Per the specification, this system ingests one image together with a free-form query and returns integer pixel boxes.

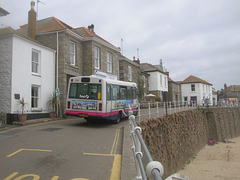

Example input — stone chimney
[224,83,227,91]
[28,1,37,39]
[133,56,140,64]
[88,24,94,32]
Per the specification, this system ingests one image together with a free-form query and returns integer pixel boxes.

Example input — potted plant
[48,93,57,119]
[19,97,27,122]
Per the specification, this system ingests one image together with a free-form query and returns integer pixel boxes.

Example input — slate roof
[168,77,180,84]
[17,17,69,35]
[182,75,212,85]
[17,16,119,50]
[0,7,9,16]
[0,26,51,47]
[227,85,240,91]
[140,63,168,75]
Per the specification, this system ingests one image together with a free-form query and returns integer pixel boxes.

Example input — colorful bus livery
[72,100,97,110]
[65,76,138,123]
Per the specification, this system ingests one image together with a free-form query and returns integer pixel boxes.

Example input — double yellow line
[84,126,123,180]
[110,127,121,155]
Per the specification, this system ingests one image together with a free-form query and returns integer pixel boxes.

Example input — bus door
[106,84,112,116]
[110,85,120,117]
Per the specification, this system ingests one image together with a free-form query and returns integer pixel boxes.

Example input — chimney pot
[30,1,35,9]
[88,24,94,32]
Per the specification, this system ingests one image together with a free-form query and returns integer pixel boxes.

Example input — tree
[138,75,145,102]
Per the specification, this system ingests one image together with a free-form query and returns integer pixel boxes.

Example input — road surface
[0,118,126,180]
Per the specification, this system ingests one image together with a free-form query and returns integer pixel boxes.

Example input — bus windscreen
[69,83,101,100]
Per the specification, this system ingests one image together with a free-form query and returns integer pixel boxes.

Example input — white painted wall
[181,83,213,105]
[11,35,55,113]
[148,71,168,92]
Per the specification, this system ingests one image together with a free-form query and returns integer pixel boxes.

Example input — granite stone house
[119,55,139,83]
[168,77,181,103]
[16,2,121,114]
[218,84,240,106]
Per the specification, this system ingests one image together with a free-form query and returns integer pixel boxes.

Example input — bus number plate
[79,114,88,117]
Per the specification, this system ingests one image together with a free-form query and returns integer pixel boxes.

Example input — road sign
[56,88,60,98]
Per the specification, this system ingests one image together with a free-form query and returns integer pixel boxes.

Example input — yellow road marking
[83,153,122,180]
[110,128,120,155]
[4,172,19,180]
[7,148,52,158]
[110,154,122,180]
[14,174,40,180]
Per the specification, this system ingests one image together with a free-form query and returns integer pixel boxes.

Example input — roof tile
[182,75,212,85]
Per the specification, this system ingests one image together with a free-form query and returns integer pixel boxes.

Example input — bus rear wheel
[113,112,121,124]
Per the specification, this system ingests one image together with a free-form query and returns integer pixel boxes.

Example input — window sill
[69,64,80,69]
[31,73,41,77]
[31,108,42,112]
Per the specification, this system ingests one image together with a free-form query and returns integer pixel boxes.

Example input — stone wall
[138,107,240,178]
[0,36,12,114]
[119,58,139,84]
[205,107,240,142]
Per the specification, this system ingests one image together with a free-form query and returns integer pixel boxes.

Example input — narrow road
[0,118,126,180]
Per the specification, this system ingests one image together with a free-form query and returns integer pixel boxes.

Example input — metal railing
[129,105,164,180]
[137,101,197,122]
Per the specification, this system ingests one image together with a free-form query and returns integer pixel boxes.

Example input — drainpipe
[56,31,59,116]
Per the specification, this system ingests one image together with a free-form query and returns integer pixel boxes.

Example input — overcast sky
[1,0,240,90]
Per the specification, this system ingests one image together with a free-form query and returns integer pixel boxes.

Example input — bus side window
[106,85,111,101]
[132,87,136,99]
[120,86,127,100]
[127,87,132,99]
[69,83,77,98]
[112,85,119,100]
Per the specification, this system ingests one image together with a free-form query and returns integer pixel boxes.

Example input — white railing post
[169,101,172,114]
[148,102,151,119]
[138,103,141,122]
[156,102,159,117]
[163,102,165,114]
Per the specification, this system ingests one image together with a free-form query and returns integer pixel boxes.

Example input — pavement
[0,117,136,180]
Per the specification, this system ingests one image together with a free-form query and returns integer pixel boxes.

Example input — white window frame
[160,75,162,86]
[128,66,132,81]
[191,84,195,91]
[142,75,146,88]
[107,52,113,73]
[31,85,40,109]
[164,76,167,87]
[70,41,76,65]
[32,49,40,74]
[94,46,100,69]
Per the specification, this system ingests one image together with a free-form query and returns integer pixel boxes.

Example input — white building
[140,63,168,100]
[181,75,213,106]
[0,27,55,123]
